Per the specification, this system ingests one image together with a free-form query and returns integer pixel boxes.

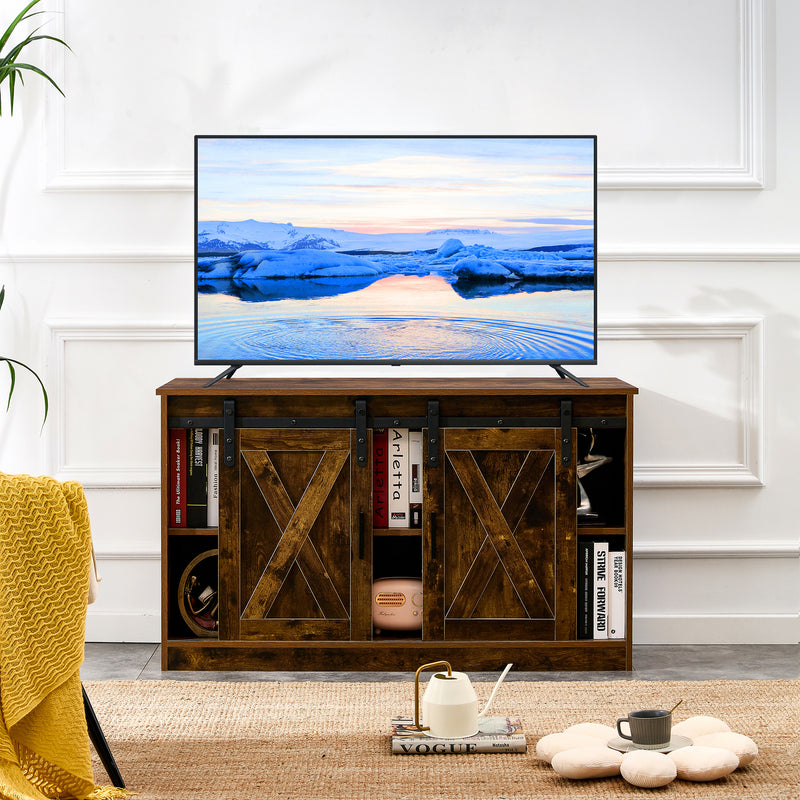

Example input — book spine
[593,540,609,639]
[408,430,423,528]
[608,548,626,639]
[372,428,389,528]
[186,427,208,528]
[206,429,220,527]
[392,738,527,754]
[388,427,409,528]
[577,538,593,639]
[169,428,187,528]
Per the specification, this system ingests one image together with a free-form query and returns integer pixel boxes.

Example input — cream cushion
[535,732,606,763]
[551,746,623,779]
[671,715,731,739]
[694,732,758,766]
[563,722,616,742]
[668,745,739,781]
[620,750,677,788]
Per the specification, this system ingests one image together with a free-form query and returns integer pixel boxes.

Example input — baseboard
[634,613,800,645]
[86,610,161,643]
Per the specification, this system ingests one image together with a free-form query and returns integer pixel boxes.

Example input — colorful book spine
[577,538,593,639]
[593,540,609,639]
[169,428,187,527]
[186,428,208,528]
[207,429,220,527]
[388,427,409,527]
[372,428,389,528]
[608,548,626,639]
[408,430,423,528]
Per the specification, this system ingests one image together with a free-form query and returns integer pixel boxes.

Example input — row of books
[373,427,423,529]
[169,428,220,528]
[577,537,626,640]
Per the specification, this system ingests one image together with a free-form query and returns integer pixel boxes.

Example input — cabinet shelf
[158,377,636,672]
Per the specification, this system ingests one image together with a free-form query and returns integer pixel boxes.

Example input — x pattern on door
[446,446,556,621]
[241,447,349,621]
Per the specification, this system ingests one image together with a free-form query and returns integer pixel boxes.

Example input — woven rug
[82,678,799,800]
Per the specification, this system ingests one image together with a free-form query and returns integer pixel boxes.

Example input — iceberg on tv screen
[195,135,597,364]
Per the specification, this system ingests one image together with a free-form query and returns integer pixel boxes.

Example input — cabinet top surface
[157,376,637,397]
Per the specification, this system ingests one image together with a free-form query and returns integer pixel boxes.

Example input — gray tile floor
[81,643,800,682]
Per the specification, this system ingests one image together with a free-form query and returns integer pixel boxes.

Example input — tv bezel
[194,133,598,368]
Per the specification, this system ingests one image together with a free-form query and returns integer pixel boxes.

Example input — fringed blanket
[0,473,125,800]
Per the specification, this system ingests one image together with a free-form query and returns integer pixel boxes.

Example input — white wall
[1,0,797,644]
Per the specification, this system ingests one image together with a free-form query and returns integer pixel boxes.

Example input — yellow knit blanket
[0,473,125,800]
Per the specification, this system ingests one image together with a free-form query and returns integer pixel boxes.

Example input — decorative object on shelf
[576,429,612,521]
[412,660,512,739]
[371,576,422,633]
[1,0,70,115]
[178,549,219,637]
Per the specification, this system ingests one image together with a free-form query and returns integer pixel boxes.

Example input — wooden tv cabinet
[157,377,637,672]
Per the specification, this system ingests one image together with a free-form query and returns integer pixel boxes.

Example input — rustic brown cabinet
[157,377,637,672]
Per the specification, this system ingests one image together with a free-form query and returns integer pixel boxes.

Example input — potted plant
[2,1,69,426]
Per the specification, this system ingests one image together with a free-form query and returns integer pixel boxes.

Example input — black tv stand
[551,365,588,387]
[204,365,241,388]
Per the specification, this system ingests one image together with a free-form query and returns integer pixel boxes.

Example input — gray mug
[616,709,672,749]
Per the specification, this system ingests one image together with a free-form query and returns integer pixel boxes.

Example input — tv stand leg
[552,365,588,387]
[204,365,241,388]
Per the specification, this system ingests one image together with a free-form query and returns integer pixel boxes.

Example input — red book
[372,428,389,528]
[170,428,187,527]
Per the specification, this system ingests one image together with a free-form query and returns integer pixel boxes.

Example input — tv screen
[195,135,596,367]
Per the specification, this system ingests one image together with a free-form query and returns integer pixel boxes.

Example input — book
[186,427,209,528]
[593,540,609,639]
[577,538,593,639]
[608,548,626,639]
[372,428,389,528]
[207,429,220,527]
[391,716,527,754]
[169,428,187,527]
[388,427,409,527]
[408,430,423,528]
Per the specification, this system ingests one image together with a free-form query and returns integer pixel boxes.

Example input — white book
[388,428,409,527]
[206,429,220,526]
[608,549,626,639]
[593,541,609,639]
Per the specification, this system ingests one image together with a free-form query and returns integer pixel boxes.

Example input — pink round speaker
[372,577,423,632]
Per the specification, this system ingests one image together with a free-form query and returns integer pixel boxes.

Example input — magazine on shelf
[390,716,527,754]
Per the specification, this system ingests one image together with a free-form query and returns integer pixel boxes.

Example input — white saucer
[607,734,693,754]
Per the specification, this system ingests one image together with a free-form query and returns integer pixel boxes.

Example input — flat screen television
[195,135,596,375]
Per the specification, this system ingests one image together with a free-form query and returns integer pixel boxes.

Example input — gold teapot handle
[413,660,452,731]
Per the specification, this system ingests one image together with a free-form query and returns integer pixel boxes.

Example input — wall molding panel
[601,317,764,487]
[43,0,764,193]
[47,319,192,488]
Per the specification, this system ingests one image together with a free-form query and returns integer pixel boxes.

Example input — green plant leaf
[5,361,16,412]
[1,357,48,428]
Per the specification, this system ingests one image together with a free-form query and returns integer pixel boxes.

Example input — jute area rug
[83,678,798,800]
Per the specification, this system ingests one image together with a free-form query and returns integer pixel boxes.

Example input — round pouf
[620,750,678,788]
[535,732,607,764]
[671,715,731,739]
[668,745,739,781]
[551,746,623,779]
[693,732,758,766]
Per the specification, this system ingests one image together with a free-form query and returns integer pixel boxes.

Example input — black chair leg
[82,685,125,788]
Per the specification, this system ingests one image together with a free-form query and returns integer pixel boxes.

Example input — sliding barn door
[424,428,575,642]
[234,429,356,641]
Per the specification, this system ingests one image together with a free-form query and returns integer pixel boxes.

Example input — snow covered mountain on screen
[197,219,593,256]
